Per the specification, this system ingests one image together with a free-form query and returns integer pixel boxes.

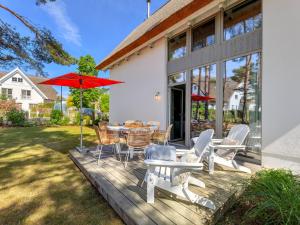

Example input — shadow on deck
[69,147,250,225]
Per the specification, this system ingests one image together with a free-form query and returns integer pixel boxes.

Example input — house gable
[0,68,48,99]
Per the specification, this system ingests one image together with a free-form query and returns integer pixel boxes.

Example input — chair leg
[124,149,130,168]
[232,160,251,173]
[208,150,215,174]
[97,145,103,165]
[188,176,205,188]
[182,183,216,210]
[146,169,156,203]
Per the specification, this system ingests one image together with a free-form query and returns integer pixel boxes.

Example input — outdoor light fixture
[154,91,161,101]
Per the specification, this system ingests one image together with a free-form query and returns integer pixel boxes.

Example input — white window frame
[21,89,31,100]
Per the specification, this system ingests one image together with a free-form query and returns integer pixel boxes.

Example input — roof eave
[96,0,215,71]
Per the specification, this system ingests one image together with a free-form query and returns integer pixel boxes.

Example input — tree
[70,55,101,108]
[0,1,76,76]
[230,55,257,123]
[100,92,110,113]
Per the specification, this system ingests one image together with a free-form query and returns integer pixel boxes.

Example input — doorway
[170,84,186,142]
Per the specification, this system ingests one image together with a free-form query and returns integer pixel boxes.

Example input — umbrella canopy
[39,72,123,152]
[39,72,123,89]
[192,94,215,102]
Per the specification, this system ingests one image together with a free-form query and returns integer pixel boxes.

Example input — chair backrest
[127,128,152,148]
[193,129,214,161]
[147,121,160,130]
[165,124,173,141]
[125,120,143,128]
[227,124,250,144]
[97,122,119,145]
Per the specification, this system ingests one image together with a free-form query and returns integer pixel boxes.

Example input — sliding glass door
[191,64,216,138]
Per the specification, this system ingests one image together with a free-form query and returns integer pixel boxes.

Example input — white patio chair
[193,124,251,173]
[144,129,215,210]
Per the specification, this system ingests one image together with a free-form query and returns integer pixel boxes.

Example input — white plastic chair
[144,129,215,210]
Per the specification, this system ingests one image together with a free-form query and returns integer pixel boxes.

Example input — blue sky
[0,0,167,96]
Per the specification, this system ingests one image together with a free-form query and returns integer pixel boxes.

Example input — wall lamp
[154,91,161,101]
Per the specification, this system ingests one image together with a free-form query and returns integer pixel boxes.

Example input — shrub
[60,117,70,125]
[6,108,25,126]
[242,169,300,225]
[50,109,63,125]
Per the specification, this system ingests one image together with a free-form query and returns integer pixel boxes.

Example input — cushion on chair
[215,138,239,160]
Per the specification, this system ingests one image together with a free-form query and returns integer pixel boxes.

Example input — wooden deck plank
[101,155,210,225]
[70,151,156,225]
[100,161,193,225]
[69,149,249,225]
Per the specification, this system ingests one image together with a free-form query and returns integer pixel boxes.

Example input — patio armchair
[144,129,215,210]
[192,124,251,173]
[125,128,152,167]
[151,124,173,146]
[93,124,120,164]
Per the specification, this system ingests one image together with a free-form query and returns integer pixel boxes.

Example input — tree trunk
[194,69,202,120]
[242,55,252,123]
[204,65,210,120]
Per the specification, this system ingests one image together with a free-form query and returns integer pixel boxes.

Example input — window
[168,72,186,85]
[12,77,17,82]
[191,64,216,137]
[224,0,262,41]
[223,52,261,152]
[192,19,215,51]
[18,78,23,82]
[235,94,238,99]
[1,88,13,99]
[168,33,187,60]
[21,90,31,99]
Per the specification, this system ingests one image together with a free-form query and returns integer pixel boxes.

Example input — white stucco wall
[262,0,300,173]
[0,71,45,111]
[109,38,168,129]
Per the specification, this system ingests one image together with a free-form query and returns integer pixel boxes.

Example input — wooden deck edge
[69,150,153,225]
[211,180,247,224]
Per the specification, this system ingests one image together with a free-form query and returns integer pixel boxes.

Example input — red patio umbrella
[39,72,123,152]
[191,94,215,102]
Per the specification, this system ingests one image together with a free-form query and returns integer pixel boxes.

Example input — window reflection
[168,72,186,85]
[192,19,215,51]
[168,33,187,60]
[223,52,261,153]
[191,64,216,138]
[224,0,262,41]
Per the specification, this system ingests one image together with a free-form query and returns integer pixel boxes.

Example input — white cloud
[42,1,81,46]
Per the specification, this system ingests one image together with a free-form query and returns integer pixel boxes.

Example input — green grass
[0,126,123,225]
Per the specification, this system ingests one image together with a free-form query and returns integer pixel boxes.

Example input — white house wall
[262,0,300,173]
[1,72,44,111]
[109,38,167,129]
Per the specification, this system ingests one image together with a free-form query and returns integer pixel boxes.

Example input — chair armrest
[176,149,192,156]
[212,144,246,150]
[144,160,203,168]
[212,139,223,144]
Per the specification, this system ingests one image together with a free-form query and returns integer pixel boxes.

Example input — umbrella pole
[80,87,83,151]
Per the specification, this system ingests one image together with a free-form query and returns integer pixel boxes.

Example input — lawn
[0,126,123,225]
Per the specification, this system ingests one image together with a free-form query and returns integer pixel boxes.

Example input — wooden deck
[69,148,249,225]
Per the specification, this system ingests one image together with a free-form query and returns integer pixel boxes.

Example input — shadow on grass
[0,126,123,225]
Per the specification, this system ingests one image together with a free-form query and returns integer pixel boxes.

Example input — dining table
[106,124,159,159]
[106,124,159,132]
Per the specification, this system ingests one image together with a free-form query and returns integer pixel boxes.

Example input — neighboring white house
[0,68,57,111]
[96,0,300,173]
